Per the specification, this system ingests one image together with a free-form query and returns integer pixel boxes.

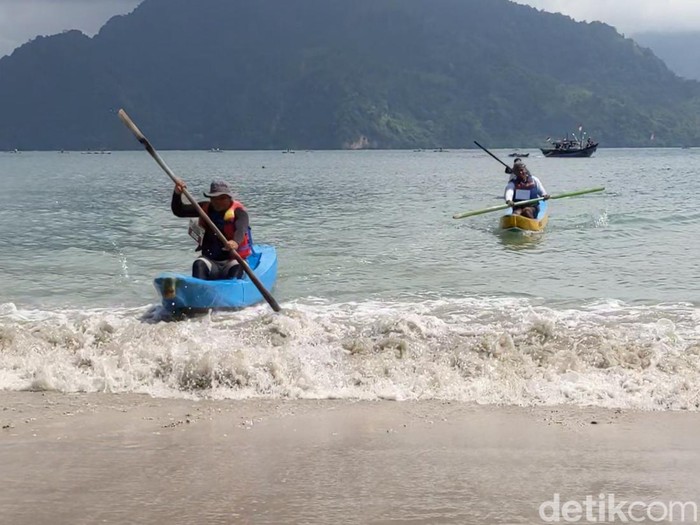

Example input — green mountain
[633,31,700,82]
[1,0,699,150]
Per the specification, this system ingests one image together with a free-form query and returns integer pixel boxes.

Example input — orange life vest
[199,200,252,258]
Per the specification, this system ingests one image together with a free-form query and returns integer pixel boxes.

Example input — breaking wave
[1,297,698,410]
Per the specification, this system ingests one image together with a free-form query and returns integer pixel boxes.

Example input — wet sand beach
[2,393,700,524]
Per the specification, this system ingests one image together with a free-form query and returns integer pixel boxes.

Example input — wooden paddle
[117,109,281,313]
[453,187,605,219]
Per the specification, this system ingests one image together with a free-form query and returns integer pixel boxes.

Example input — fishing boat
[541,134,598,158]
[541,141,597,158]
[508,152,529,157]
[154,244,278,314]
[499,200,549,232]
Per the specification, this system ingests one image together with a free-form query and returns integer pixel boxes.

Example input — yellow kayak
[499,200,549,232]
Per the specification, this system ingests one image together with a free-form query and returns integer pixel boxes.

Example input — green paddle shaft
[452,187,605,219]
[117,109,281,313]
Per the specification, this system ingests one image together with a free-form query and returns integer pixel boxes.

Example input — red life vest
[199,200,252,258]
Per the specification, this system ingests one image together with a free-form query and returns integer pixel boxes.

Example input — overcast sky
[512,0,700,34]
[1,0,700,58]
[0,0,141,58]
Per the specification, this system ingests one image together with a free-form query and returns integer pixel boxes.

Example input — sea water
[0,148,698,408]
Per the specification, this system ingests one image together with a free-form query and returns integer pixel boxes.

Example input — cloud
[512,0,700,34]
[0,0,141,57]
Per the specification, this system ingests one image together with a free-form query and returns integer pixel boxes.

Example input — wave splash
[1,298,698,410]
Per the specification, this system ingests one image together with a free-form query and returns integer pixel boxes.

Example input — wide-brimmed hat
[203,180,233,198]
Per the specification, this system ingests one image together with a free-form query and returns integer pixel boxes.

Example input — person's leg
[223,260,243,279]
[513,208,524,216]
[192,257,212,279]
[521,206,536,219]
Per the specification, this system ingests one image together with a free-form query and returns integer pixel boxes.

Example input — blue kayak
[153,244,278,314]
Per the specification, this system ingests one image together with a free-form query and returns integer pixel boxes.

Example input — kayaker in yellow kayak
[503,161,550,219]
[171,179,253,280]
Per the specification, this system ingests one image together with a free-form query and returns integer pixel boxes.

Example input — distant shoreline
[2,146,697,153]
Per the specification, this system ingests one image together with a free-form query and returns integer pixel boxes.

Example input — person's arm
[534,177,549,198]
[171,191,201,218]
[222,209,251,258]
[504,182,515,205]
[232,209,249,244]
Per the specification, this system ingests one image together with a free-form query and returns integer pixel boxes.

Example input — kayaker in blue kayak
[171,179,253,280]
[503,161,549,219]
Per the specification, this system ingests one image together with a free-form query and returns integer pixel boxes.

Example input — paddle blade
[118,109,147,144]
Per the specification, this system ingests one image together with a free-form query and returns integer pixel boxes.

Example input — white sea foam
[0,298,698,409]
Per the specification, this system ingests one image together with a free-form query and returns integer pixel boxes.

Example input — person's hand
[542,194,550,200]
[224,240,239,252]
[506,200,514,207]
[504,166,513,174]
[174,179,186,194]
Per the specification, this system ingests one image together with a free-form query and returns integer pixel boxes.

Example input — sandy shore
[2,393,700,524]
